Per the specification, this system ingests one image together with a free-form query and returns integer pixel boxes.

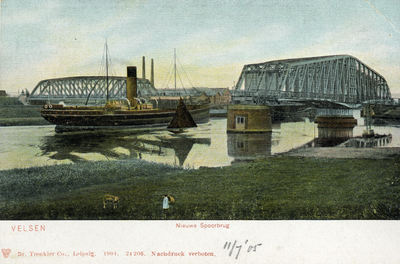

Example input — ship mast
[105,39,109,102]
[174,48,177,91]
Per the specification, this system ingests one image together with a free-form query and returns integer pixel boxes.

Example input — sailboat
[39,44,210,130]
[167,97,197,134]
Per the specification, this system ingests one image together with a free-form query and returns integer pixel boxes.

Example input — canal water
[1,113,400,171]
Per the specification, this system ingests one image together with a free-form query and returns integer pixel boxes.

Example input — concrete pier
[314,109,357,140]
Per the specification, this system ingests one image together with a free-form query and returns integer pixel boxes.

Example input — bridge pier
[314,109,357,146]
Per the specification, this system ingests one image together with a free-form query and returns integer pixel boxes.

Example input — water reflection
[227,133,272,164]
[339,134,392,148]
[137,136,211,166]
[297,134,393,150]
[3,116,400,171]
[39,130,211,166]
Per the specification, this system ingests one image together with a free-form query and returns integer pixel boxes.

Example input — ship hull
[40,105,210,128]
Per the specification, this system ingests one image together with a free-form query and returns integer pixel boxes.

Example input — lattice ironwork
[28,76,158,102]
[234,55,392,104]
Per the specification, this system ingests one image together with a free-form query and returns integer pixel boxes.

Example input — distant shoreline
[0,97,50,126]
[0,117,51,126]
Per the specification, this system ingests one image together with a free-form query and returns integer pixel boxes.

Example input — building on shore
[154,87,231,106]
[227,105,272,133]
[0,90,7,97]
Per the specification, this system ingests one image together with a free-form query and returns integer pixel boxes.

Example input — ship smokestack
[142,56,146,80]
[151,58,154,87]
[127,66,138,108]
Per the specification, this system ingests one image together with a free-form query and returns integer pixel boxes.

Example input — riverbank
[0,117,51,126]
[0,97,51,126]
[2,97,400,220]
[1,153,399,220]
[280,146,400,159]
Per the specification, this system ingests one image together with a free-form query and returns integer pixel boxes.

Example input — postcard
[1,0,400,263]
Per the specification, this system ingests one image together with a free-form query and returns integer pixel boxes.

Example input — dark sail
[167,97,197,129]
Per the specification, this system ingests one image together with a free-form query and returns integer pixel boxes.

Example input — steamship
[39,66,210,129]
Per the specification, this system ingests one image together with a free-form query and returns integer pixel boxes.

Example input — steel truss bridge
[233,55,393,108]
[27,76,158,104]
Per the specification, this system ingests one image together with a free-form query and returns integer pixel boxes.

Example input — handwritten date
[223,240,262,259]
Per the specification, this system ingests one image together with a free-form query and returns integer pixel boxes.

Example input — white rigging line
[160,49,198,94]
[175,66,187,94]
[160,59,175,89]
[176,56,200,93]
[98,43,117,77]
[94,41,118,101]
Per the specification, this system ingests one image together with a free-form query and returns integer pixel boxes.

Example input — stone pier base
[314,116,357,138]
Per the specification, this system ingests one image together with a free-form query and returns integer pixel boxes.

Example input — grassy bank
[1,156,399,220]
[0,97,50,126]
[0,117,51,126]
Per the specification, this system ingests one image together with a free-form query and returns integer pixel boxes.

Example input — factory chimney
[142,56,146,81]
[151,58,154,87]
[127,66,137,108]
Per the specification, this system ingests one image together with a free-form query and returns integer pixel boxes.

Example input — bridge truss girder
[28,76,158,102]
[234,55,391,104]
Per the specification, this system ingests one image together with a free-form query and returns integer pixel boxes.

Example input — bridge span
[27,76,158,105]
[27,54,395,110]
[232,55,393,108]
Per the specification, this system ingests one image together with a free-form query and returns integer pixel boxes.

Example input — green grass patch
[0,117,50,126]
[0,97,50,125]
[0,97,24,106]
[0,157,399,220]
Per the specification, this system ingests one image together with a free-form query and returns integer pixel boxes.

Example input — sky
[1,0,400,96]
